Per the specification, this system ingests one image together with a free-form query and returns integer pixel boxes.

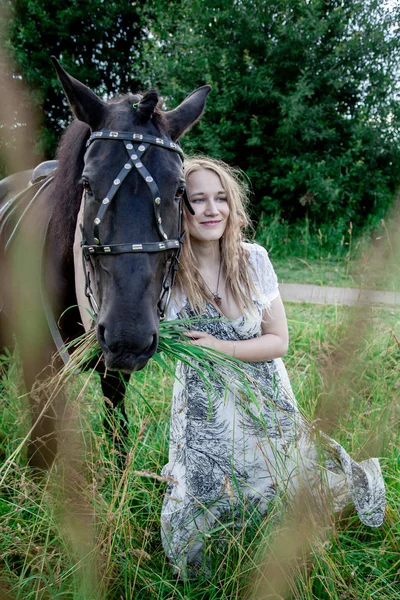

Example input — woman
[161,156,385,578]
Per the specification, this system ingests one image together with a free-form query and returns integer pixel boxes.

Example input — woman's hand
[184,330,221,351]
[184,331,235,357]
[182,295,289,363]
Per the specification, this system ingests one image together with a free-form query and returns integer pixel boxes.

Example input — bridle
[80,130,193,320]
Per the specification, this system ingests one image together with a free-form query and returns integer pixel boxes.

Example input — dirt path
[279,283,400,307]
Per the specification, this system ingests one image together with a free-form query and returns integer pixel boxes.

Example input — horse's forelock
[135,90,163,125]
[108,92,166,130]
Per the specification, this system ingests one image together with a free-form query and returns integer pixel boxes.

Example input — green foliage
[3,0,148,163]
[142,0,400,236]
[3,0,400,248]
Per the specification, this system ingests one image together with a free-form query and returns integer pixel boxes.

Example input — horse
[0,58,210,469]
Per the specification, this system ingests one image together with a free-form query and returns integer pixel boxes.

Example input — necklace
[200,259,222,306]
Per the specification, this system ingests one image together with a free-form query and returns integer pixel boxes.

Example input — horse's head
[53,58,210,372]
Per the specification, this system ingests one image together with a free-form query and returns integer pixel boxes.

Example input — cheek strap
[183,190,195,215]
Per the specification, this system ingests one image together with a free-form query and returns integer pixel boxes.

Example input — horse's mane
[50,92,166,262]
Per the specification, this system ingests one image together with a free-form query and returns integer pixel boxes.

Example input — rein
[80,130,190,320]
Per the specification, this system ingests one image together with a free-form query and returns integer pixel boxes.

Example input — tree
[2,0,148,164]
[142,0,400,237]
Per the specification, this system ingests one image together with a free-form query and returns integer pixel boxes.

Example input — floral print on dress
[161,243,386,578]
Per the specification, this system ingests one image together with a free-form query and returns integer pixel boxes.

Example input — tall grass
[0,303,398,599]
[256,208,400,292]
[255,212,360,262]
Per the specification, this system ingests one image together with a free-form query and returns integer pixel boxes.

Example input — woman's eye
[217,196,227,202]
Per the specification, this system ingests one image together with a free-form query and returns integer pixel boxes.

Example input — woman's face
[185,168,230,244]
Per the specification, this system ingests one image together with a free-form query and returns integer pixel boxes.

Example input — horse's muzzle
[97,325,158,372]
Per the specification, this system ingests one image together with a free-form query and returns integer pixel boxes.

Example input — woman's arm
[187,295,289,363]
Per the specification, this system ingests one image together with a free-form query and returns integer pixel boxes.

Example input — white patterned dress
[161,243,385,577]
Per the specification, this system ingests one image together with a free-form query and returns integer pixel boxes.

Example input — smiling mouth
[201,221,222,226]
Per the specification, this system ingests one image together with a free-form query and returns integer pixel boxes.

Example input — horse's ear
[164,86,211,141]
[51,56,106,129]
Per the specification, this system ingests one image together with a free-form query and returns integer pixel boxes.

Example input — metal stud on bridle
[80,129,191,319]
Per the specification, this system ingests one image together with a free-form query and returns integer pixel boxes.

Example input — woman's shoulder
[243,241,269,254]
[242,242,272,266]
[242,242,279,304]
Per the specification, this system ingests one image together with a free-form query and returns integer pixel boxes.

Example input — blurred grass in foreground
[0,302,398,599]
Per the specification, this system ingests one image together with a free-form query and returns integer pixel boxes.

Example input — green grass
[271,256,358,288]
[271,255,400,292]
[0,303,399,599]
[255,209,400,291]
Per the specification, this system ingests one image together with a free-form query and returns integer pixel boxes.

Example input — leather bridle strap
[80,129,188,320]
[83,239,180,258]
[88,130,183,150]
[83,130,186,254]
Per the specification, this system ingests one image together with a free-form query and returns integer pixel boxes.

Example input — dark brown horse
[0,59,210,469]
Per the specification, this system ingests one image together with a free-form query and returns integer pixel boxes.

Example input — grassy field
[256,210,400,292]
[0,302,399,599]
[272,256,360,289]
[272,255,400,292]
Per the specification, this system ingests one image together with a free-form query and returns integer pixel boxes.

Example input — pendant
[213,293,222,307]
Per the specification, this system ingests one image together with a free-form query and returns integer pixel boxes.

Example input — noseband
[80,130,190,320]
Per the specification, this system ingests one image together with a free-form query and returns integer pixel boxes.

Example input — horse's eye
[82,178,92,193]
[175,186,186,198]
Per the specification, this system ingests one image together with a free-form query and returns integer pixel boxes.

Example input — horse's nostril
[137,332,159,361]
[97,324,106,347]
[100,325,119,353]
[147,333,158,356]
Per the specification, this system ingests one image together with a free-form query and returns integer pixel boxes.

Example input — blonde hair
[175,155,257,315]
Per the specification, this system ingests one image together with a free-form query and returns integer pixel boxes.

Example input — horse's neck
[73,200,93,332]
[50,120,89,256]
